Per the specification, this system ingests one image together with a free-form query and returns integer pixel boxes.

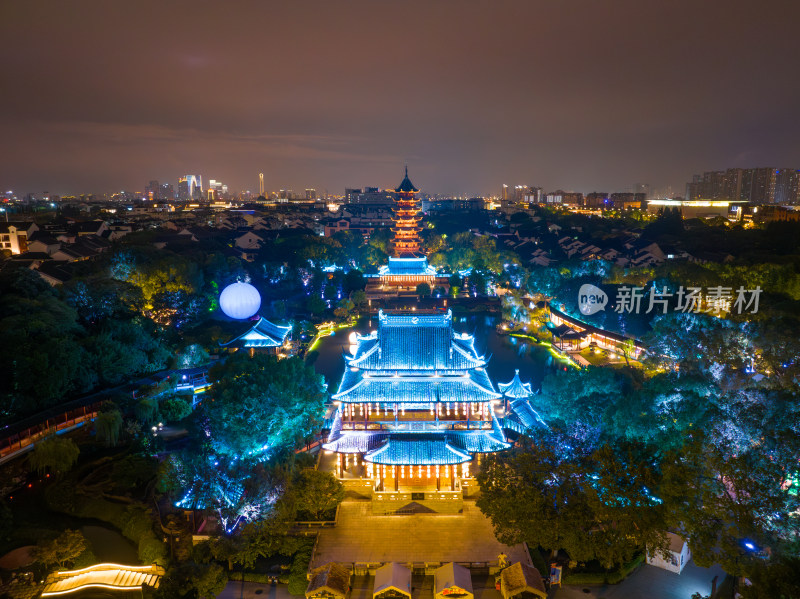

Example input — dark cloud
[2,0,799,195]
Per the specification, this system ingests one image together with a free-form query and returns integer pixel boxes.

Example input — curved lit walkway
[41,564,164,596]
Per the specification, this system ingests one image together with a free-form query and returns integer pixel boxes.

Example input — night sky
[2,0,800,196]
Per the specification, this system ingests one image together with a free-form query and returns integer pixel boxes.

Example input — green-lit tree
[29,436,80,476]
[477,435,668,569]
[290,469,344,520]
[32,529,88,569]
[416,283,431,298]
[94,404,123,446]
[205,354,326,458]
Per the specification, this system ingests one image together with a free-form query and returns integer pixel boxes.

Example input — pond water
[309,312,562,393]
[81,525,138,564]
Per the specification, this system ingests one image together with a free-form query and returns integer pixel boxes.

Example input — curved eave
[364,437,471,465]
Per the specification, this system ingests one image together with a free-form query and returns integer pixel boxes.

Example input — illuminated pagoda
[323,309,511,497]
[376,168,439,290]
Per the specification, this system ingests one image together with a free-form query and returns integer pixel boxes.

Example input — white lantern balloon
[219,282,261,320]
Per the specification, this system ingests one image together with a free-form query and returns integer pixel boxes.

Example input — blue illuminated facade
[324,309,510,491]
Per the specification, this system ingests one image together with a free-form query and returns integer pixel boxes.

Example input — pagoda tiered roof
[394,167,419,193]
[378,257,436,276]
[365,435,471,465]
[324,309,511,466]
[332,375,500,404]
[345,310,486,372]
[498,369,533,398]
[219,317,292,348]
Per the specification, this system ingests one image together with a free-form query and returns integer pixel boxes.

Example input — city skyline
[2,1,800,196]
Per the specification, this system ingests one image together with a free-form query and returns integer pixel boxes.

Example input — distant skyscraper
[769,169,800,204]
[160,183,174,200]
[145,180,159,200]
[633,183,650,200]
[523,187,543,204]
[305,189,317,200]
[178,175,202,201]
[259,173,265,196]
[501,184,509,201]
[208,179,228,201]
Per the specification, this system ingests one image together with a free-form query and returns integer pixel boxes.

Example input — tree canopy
[204,354,326,458]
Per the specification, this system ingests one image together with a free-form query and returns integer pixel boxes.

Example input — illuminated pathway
[41,564,164,596]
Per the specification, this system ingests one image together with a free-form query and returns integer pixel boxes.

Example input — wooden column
[394,466,399,491]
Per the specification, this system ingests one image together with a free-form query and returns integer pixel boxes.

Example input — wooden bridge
[41,563,164,596]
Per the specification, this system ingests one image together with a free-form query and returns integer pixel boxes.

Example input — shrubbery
[46,483,167,565]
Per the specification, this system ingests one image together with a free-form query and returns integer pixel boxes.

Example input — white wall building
[647,532,691,574]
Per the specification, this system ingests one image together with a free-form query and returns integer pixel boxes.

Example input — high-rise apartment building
[305,189,317,200]
[687,167,800,204]
[160,183,174,200]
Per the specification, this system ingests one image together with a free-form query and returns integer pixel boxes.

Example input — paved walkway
[311,500,529,569]
[218,581,294,599]
[550,561,726,599]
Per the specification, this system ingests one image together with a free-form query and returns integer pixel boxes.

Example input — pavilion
[498,370,545,432]
[219,317,292,356]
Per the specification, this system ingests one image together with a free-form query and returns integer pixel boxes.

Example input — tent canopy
[499,562,547,599]
[306,562,351,599]
[373,563,411,599]
[434,563,473,599]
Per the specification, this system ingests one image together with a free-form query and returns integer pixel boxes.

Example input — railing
[340,420,494,432]
[0,404,101,462]
[499,418,526,435]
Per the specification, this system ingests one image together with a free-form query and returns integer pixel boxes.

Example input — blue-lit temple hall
[324,310,535,501]
[220,317,292,356]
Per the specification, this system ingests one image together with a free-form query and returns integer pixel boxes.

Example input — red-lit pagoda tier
[390,167,423,258]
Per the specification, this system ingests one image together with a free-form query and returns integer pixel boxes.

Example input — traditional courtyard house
[0,221,38,254]
[234,231,263,250]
